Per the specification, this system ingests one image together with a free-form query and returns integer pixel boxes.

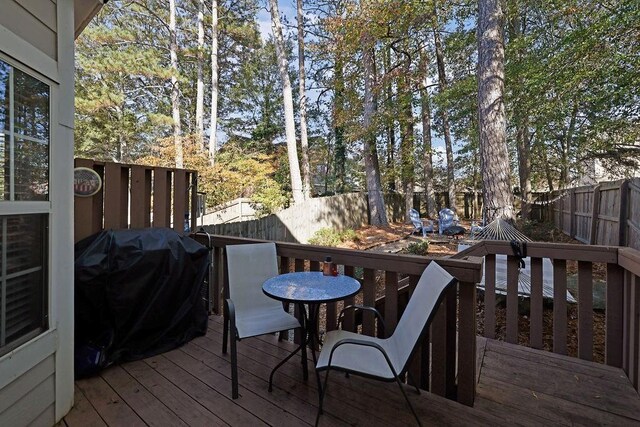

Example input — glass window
[0,59,49,201]
[0,214,47,352]
[0,57,50,355]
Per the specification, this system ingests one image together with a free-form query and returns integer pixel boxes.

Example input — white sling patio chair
[223,242,303,399]
[315,261,457,426]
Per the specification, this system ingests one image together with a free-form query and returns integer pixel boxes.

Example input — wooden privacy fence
[454,241,640,393]
[203,193,405,244]
[74,158,198,242]
[544,178,640,250]
[192,233,483,407]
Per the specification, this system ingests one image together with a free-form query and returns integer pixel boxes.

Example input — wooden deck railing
[74,158,198,242]
[191,234,483,407]
[453,241,640,392]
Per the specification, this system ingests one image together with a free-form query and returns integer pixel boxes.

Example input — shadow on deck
[63,316,640,426]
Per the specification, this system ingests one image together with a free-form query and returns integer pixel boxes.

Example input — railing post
[506,255,520,344]
[457,281,476,406]
[606,263,624,368]
[213,246,223,314]
[362,269,376,336]
[384,271,399,336]
[553,259,568,355]
[485,254,496,339]
[577,261,594,361]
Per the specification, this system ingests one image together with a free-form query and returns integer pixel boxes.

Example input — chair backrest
[409,209,422,229]
[226,242,282,314]
[439,208,456,230]
[389,261,457,373]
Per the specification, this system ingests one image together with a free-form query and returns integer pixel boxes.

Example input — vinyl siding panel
[0,1,57,60]
[15,0,57,31]
[0,355,55,425]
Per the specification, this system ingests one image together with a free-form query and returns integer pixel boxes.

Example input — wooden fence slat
[629,274,639,390]
[506,256,519,344]
[530,257,543,349]
[342,266,356,333]
[212,247,222,315]
[606,264,624,367]
[444,285,457,398]
[589,185,601,244]
[618,180,630,246]
[577,261,594,361]
[624,270,630,373]
[384,271,399,336]
[408,274,431,390]
[430,298,447,397]
[173,171,187,233]
[553,259,568,355]
[294,259,305,345]
[362,269,376,336]
[278,256,290,341]
[130,166,151,228]
[103,163,128,229]
[457,281,476,406]
[189,172,198,231]
[74,159,103,242]
[153,169,171,227]
[485,254,496,339]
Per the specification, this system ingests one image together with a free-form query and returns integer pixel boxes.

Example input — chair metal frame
[315,263,457,426]
[222,243,304,399]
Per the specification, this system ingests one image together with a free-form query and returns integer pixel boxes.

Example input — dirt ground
[333,220,606,363]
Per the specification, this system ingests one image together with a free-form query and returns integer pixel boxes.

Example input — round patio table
[262,271,361,394]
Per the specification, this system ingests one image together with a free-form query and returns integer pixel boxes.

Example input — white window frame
[0,52,54,354]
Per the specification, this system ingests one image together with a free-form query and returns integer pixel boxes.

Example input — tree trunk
[399,51,414,222]
[560,101,578,188]
[383,45,396,192]
[297,0,311,198]
[509,8,532,220]
[209,0,219,166]
[169,0,183,168]
[433,21,456,213]
[269,0,304,204]
[333,54,346,193]
[419,48,436,218]
[516,116,532,219]
[478,0,514,222]
[362,36,388,226]
[195,0,205,152]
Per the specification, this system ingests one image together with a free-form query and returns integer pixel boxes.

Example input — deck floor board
[65,315,640,426]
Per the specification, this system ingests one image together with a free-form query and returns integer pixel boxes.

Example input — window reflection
[0,59,49,201]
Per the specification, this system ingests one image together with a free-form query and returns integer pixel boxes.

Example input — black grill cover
[74,228,209,377]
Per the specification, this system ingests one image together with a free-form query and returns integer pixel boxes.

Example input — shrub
[308,228,358,247]
[405,240,430,256]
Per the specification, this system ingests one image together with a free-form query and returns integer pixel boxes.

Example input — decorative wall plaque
[74,167,102,197]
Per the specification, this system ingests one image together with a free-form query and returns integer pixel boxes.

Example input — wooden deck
[63,316,640,426]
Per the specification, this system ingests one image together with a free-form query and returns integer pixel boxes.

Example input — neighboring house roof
[75,0,107,39]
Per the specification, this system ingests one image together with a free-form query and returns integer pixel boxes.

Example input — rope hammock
[473,218,532,242]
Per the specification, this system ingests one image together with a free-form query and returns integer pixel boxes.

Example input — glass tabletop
[262,272,361,304]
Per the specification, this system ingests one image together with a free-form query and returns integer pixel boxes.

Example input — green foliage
[308,228,358,247]
[404,240,430,256]
[250,180,290,217]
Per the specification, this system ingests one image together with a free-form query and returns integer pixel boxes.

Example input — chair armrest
[337,304,387,336]
[327,338,399,378]
[225,299,237,338]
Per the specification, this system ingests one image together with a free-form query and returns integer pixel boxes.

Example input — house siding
[0,0,57,60]
[0,356,56,425]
